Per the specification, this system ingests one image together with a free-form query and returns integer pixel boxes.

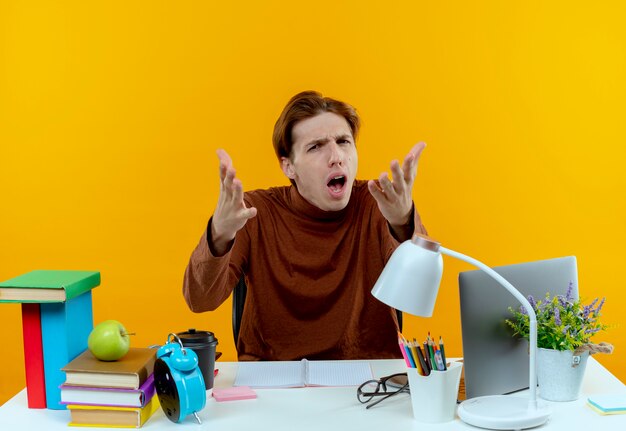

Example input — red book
[21,303,46,408]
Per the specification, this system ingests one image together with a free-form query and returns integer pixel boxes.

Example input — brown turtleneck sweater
[183,180,426,361]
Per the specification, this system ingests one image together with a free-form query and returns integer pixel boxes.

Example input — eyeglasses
[356,373,410,409]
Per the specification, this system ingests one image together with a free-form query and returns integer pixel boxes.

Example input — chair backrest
[231,276,403,345]
[232,275,248,346]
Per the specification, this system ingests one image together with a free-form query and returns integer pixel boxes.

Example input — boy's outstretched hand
[210,149,257,256]
[367,142,426,232]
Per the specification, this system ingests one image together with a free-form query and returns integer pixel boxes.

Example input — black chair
[231,275,403,344]
[232,275,248,345]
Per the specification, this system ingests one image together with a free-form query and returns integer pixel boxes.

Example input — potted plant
[506,282,613,401]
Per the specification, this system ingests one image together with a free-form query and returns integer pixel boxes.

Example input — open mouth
[327,175,346,194]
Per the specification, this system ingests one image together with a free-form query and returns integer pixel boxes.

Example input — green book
[0,270,100,303]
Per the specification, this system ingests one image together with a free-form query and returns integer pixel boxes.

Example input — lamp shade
[371,238,443,317]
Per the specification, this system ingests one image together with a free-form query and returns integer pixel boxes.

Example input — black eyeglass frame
[356,372,410,409]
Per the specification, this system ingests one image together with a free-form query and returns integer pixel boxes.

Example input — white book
[234,360,374,388]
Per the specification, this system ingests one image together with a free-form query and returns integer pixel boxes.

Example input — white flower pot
[537,348,589,401]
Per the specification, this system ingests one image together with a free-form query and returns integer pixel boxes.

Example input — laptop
[459,256,578,399]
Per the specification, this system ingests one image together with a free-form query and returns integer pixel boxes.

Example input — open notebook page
[305,360,373,386]
[234,361,304,388]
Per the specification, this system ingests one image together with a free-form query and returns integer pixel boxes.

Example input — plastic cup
[406,361,463,423]
[176,329,218,392]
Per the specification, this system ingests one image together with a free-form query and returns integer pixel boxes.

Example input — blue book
[40,291,93,409]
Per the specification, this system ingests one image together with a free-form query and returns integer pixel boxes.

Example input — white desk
[1,358,625,430]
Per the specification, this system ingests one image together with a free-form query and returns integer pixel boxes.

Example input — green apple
[88,320,132,361]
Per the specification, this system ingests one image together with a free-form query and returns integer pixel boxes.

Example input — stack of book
[0,270,100,409]
[60,347,159,428]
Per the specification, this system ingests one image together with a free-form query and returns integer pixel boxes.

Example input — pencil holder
[406,361,463,423]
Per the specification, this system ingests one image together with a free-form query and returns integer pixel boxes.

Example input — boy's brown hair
[272,91,360,161]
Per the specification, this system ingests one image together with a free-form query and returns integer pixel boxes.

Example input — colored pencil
[397,336,411,368]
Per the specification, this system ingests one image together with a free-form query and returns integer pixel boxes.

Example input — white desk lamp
[372,234,551,430]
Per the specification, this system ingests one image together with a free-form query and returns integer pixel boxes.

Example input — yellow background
[1,1,625,405]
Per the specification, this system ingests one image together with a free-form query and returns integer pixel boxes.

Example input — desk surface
[1,357,625,430]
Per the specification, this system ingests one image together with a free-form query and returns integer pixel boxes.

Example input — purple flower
[594,297,605,315]
[519,305,528,315]
[527,295,537,311]
[566,281,574,302]
[557,295,567,307]
[585,327,601,334]
[554,307,561,326]
[582,305,592,319]
[561,325,570,335]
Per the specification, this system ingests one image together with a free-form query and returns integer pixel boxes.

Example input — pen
[439,336,447,370]
[434,349,445,371]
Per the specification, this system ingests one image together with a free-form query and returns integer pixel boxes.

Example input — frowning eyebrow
[334,133,353,142]
[305,134,353,147]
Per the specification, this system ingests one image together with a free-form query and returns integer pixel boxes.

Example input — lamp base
[458,395,551,430]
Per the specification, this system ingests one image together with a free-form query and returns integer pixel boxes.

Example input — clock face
[154,358,181,423]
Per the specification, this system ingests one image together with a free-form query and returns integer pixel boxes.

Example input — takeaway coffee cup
[176,329,218,392]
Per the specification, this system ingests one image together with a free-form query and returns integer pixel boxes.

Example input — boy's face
[281,112,358,211]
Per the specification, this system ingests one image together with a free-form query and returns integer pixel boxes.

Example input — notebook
[233,360,373,388]
[459,256,578,399]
